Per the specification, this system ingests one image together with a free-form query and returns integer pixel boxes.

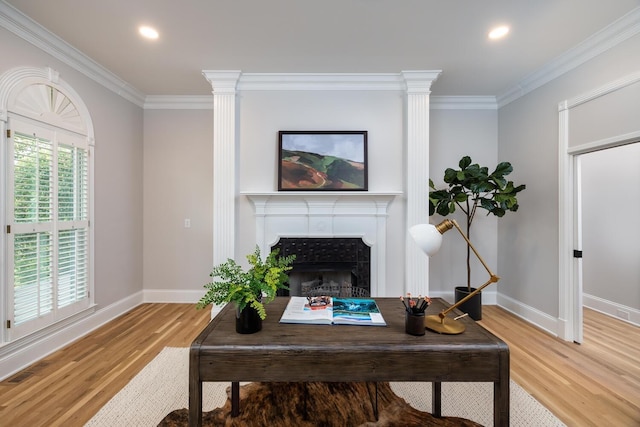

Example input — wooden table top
[191,297,509,383]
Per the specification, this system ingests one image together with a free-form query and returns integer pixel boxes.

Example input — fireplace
[272,238,370,297]
[243,192,399,297]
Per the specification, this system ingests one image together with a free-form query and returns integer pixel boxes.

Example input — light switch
[184,218,191,228]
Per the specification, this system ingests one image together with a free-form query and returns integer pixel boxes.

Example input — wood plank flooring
[479,306,640,427]
[0,303,211,427]
[0,303,638,426]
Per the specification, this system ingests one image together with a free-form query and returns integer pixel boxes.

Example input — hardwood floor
[0,303,638,426]
[0,303,211,427]
[479,306,640,427]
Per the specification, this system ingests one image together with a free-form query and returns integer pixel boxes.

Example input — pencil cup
[405,312,426,336]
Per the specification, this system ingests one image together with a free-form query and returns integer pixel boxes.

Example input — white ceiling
[4,0,640,98]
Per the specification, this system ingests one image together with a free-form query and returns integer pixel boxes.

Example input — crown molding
[0,1,146,107]
[430,96,497,110]
[237,72,408,91]
[143,94,497,110]
[497,6,640,108]
[560,69,640,110]
[144,95,213,110]
[238,71,441,91]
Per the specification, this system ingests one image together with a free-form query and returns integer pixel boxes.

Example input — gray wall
[0,27,144,310]
[582,143,640,311]
[498,33,640,318]
[428,109,498,300]
[142,109,213,295]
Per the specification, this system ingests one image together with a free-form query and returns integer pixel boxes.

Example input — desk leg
[188,349,202,427]
[432,382,442,418]
[231,381,240,417]
[495,344,510,426]
[494,379,509,427]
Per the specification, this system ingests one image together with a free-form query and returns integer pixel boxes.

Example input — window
[1,68,94,343]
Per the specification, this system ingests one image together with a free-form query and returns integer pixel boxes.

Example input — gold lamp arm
[438,219,500,319]
[414,218,501,334]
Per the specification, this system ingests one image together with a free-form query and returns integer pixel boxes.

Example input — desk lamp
[409,219,500,334]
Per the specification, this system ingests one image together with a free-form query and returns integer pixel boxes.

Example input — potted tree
[429,156,525,320]
[197,246,295,333]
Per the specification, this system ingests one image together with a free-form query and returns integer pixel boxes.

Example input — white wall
[498,33,640,319]
[236,90,407,296]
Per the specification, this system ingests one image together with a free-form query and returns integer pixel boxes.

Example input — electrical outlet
[184,218,191,228]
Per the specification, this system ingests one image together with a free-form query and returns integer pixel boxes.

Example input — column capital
[202,70,242,93]
[401,70,441,93]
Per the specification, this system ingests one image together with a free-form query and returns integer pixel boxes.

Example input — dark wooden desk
[189,297,509,426]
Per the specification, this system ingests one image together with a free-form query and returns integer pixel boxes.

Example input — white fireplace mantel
[243,191,401,296]
[242,191,400,216]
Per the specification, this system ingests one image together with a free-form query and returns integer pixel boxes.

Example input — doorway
[559,72,640,343]
[579,143,640,329]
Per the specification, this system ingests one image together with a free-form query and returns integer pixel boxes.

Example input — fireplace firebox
[272,238,370,297]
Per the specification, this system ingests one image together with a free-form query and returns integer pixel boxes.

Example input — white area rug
[86,347,565,427]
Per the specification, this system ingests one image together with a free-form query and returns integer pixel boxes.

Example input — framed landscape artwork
[278,131,368,191]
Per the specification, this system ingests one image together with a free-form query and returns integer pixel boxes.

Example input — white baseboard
[431,291,560,337]
[0,291,143,381]
[583,293,640,326]
[496,293,561,337]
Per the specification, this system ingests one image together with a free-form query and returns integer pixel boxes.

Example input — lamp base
[424,315,466,334]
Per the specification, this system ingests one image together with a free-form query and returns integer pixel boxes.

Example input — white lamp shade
[409,223,443,256]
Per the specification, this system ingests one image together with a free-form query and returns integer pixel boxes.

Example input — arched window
[0,67,94,343]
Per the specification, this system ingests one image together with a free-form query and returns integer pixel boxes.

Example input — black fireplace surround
[271,237,371,297]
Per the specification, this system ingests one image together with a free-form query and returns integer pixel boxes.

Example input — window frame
[0,67,95,347]
[7,119,92,340]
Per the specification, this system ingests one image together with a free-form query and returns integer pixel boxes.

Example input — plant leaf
[493,162,513,177]
[459,156,472,169]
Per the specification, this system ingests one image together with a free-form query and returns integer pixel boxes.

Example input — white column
[402,70,440,296]
[203,70,241,265]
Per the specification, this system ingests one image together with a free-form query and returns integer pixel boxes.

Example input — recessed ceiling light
[488,25,509,40]
[139,26,159,40]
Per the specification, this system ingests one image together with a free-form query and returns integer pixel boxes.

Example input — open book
[279,296,386,326]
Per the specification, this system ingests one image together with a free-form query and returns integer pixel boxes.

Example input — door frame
[558,72,640,342]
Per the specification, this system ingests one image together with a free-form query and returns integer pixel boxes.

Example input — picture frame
[278,131,368,191]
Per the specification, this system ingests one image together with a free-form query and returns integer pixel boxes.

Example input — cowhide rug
[158,382,481,427]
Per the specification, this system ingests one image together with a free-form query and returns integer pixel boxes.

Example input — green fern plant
[197,246,295,319]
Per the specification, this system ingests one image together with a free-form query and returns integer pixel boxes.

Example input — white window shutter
[8,122,91,339]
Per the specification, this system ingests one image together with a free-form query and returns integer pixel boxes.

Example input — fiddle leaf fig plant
[197,246,295,320]
[429,156,525,291]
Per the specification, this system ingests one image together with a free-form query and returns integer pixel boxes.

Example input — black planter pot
[235,305,262,334]
[454,286,482,321]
